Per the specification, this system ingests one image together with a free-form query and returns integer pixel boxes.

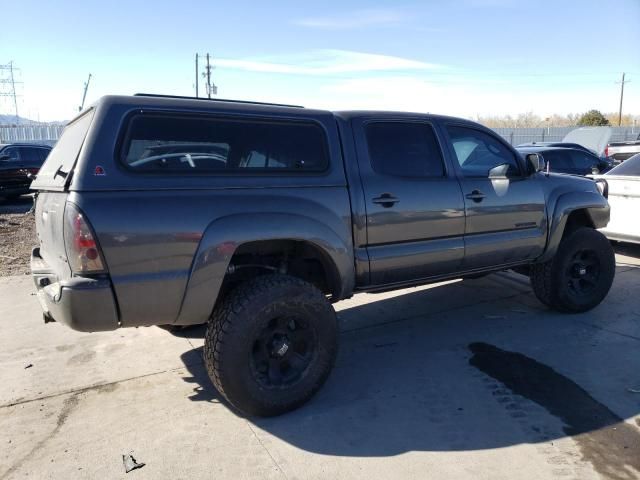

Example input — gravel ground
[0,198,36,276]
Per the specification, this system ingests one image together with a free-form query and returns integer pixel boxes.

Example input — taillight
[63,203,105,273]
[604,145,609,158]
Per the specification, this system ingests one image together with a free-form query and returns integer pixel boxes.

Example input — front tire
[530,227,615,312]
[204,274,338,416]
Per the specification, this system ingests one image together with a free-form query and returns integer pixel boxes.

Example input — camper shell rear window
[30,109,95,190]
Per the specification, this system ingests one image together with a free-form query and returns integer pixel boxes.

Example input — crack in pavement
[1,392,81,479]
[0,361,203,410]
[244,421,288,480]
[573,319,640,343]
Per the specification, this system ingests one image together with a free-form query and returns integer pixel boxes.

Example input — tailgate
[31,109,95,280]
[34,192,72,282]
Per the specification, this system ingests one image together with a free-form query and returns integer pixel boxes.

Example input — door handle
[465,190,486,202]
[372,193,399,208]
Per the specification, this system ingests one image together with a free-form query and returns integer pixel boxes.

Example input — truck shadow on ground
[175,272,640,478]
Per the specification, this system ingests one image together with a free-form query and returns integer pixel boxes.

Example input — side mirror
[488,163,511,178]
[591,166,600,175]
[0,154,10,161]
[525,153,545,174]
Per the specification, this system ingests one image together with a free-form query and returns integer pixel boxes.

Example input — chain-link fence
[493,126,639,146]
[0,124,64,145]
[1,122,639,148]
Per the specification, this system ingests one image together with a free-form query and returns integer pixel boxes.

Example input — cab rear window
[121,114,329,173]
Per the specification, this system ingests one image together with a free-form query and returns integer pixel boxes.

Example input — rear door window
[122,114,329,173]
[37,148,51,163]
[20,147,45,165]
[540,150,573,170]
[569,150,597,171]
[365,122,445,177]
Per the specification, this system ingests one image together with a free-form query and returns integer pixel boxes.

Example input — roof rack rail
[133,93,304,109]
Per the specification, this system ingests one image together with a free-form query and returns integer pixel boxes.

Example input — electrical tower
[0,62,22,123]
[194,53,217,98]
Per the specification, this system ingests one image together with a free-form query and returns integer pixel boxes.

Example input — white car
[593,153,640,244]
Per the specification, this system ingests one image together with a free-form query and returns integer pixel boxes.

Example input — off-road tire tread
[530,227,614,313]
[530,260,554,307]
[203,274,337,416]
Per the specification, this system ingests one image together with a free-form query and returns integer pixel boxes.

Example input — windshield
[606,154,640,176]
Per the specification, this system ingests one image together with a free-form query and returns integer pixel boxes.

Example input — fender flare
[537,190,609,262]
[174,212,354,325]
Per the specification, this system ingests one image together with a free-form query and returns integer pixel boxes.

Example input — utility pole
[617,72,630,126]
[203,53,217,98]
[205,53,212,98]
[194,52,217,98]
[79,73,92,111]
[0,62,22,123]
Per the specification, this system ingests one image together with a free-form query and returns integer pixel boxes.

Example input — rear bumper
[31,247,119,332]
[610,152,639,162]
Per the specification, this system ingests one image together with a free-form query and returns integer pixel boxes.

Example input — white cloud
[307,76,634,119]
[294,8,406,29]
[216,50,443,76]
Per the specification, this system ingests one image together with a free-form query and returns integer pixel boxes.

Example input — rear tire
[530,227,615,312]
[204,274,338,416]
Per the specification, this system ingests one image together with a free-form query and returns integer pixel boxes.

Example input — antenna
[79,73,92,111]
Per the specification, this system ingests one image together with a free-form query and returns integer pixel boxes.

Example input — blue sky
[1,0,639,121]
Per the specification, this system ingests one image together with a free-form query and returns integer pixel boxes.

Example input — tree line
[477,110,639,128]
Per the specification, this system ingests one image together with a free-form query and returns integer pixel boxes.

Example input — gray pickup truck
[30,94,614,416]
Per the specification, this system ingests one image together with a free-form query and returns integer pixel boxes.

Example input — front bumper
[31,247,119,332]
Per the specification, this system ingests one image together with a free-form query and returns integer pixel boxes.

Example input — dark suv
[516,145,612,176]
[30,94,615,416]
[0,143,51,199]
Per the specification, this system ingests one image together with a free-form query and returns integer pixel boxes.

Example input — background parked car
[516,141,594,154]
[0,143,51,200]
[591,153,640,244]
[606,133,640,164]
[516,146,613,176]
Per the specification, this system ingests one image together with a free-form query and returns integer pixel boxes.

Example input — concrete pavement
[1,246,639,479]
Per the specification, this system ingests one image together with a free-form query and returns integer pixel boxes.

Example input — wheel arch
[538,190,610,263]
[174,212,354,326]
